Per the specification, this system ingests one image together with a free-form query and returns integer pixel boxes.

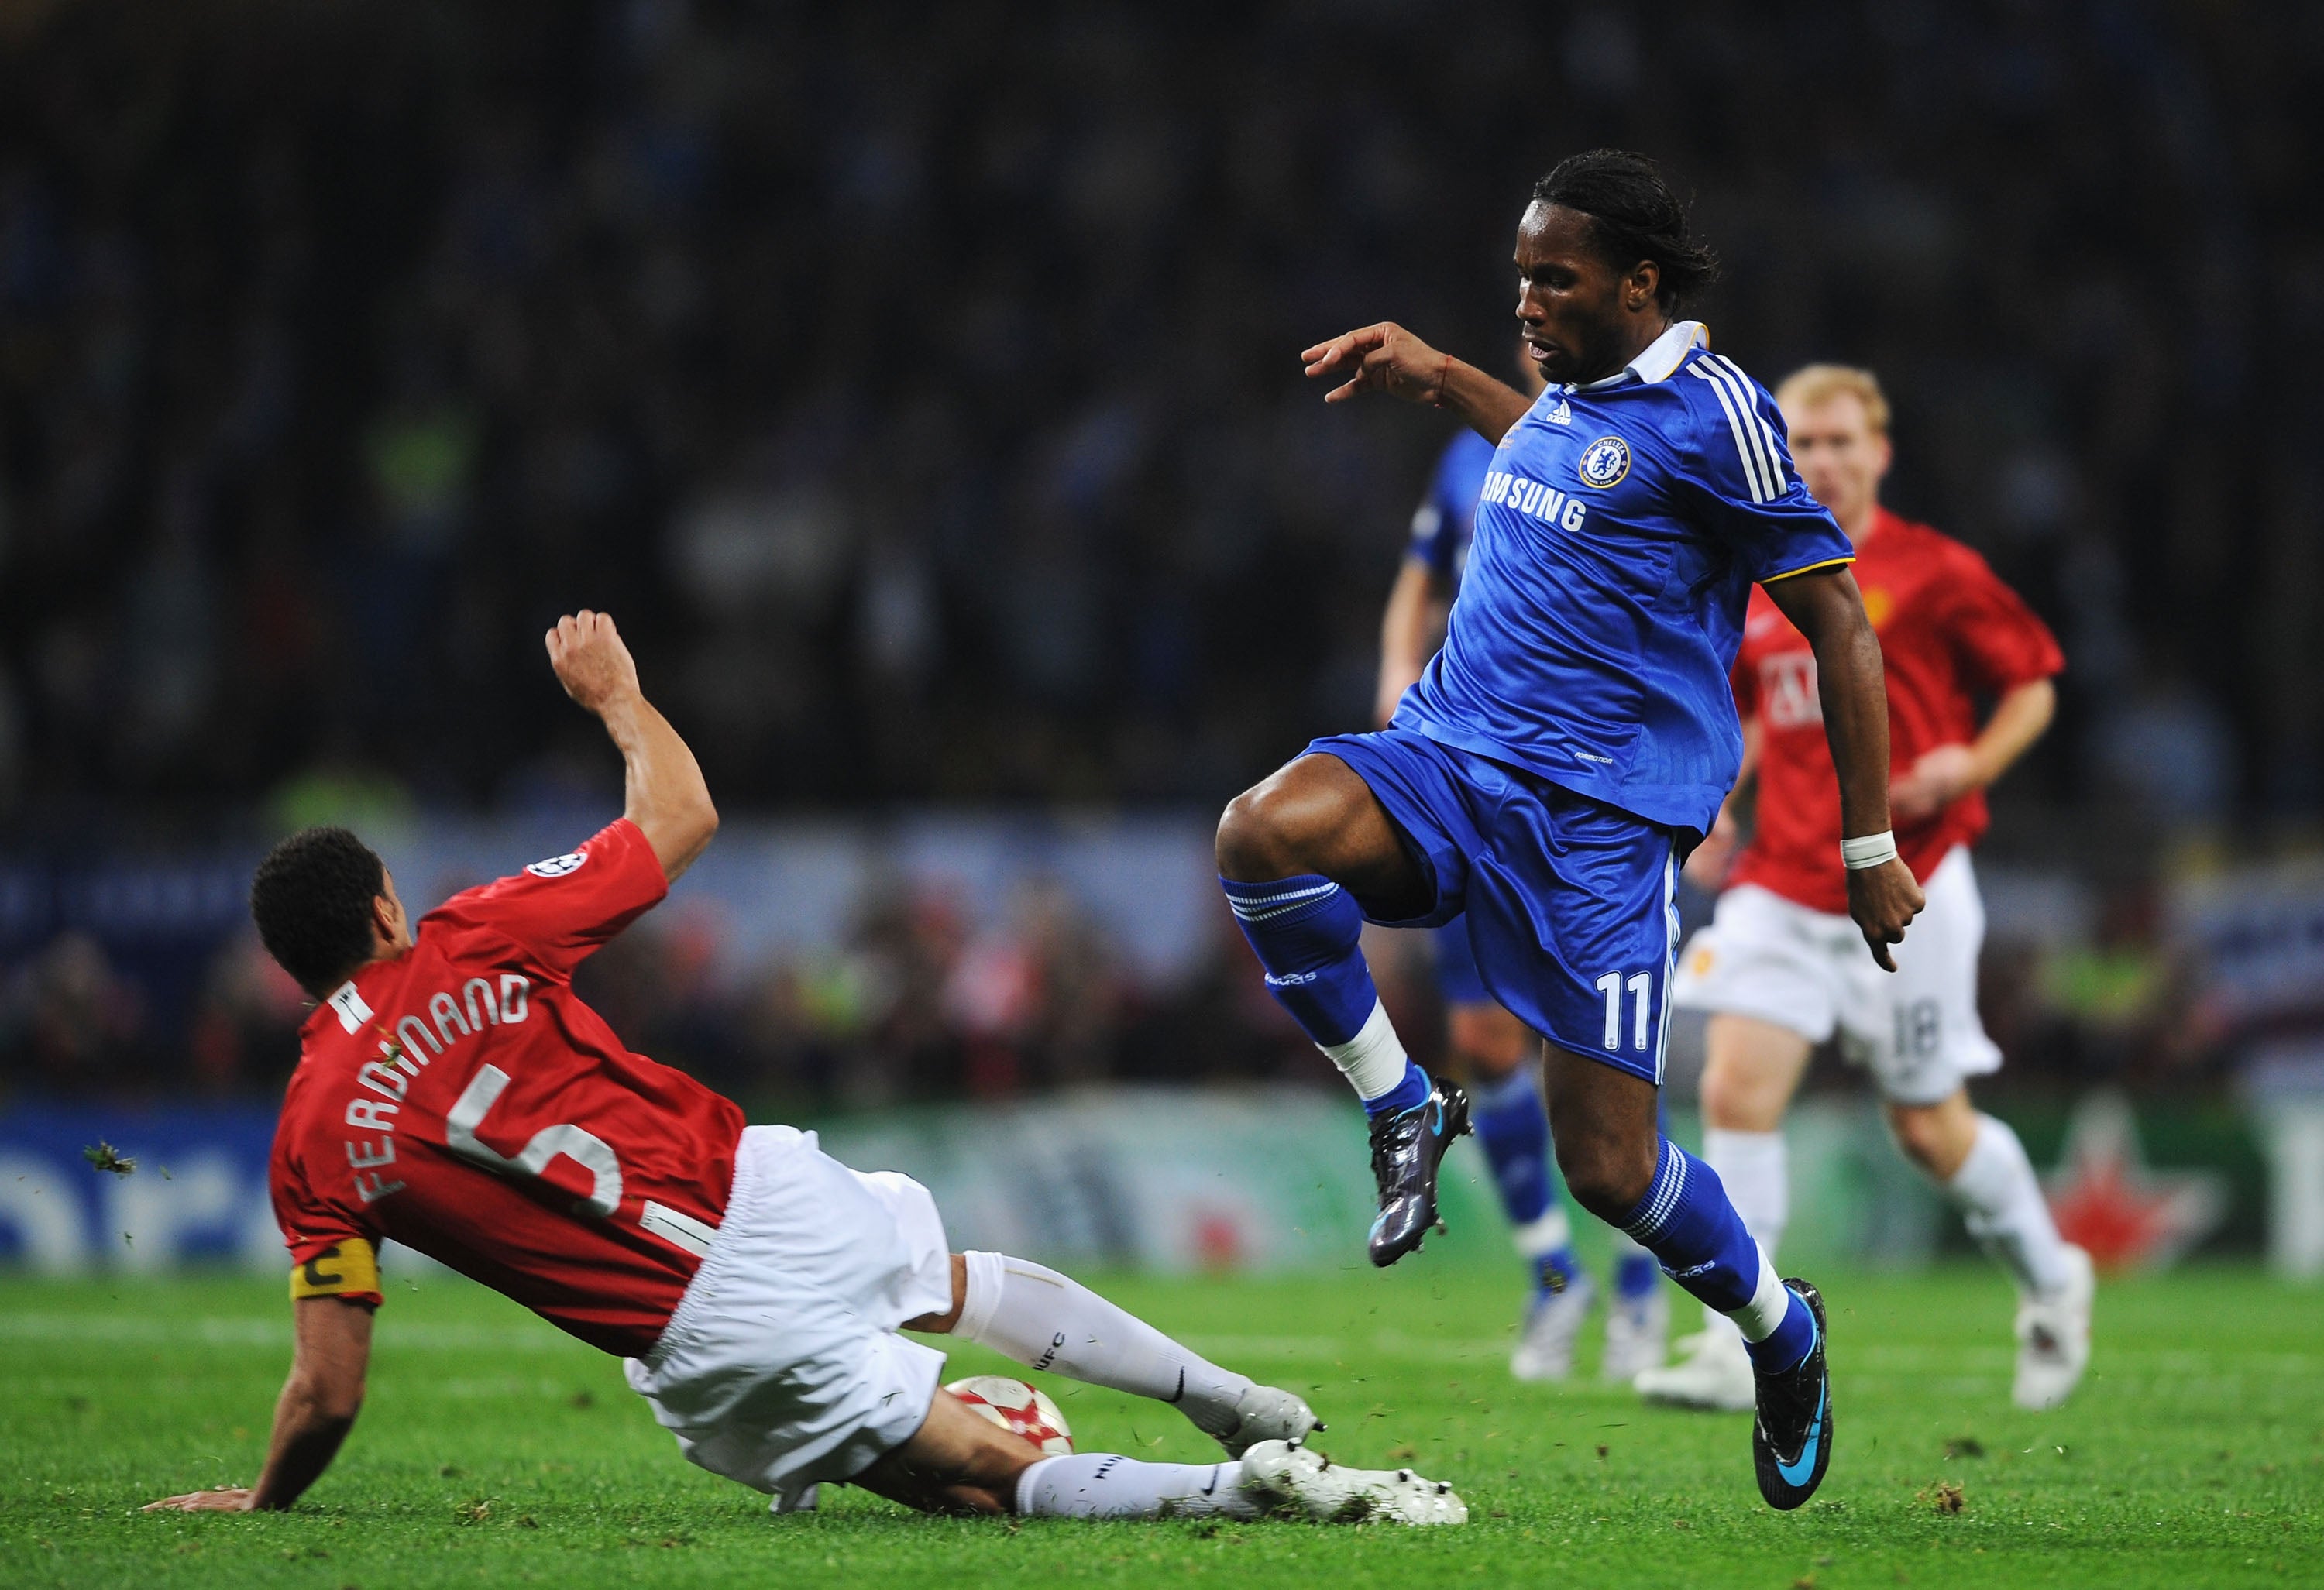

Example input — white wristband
[1841,831,1899,871]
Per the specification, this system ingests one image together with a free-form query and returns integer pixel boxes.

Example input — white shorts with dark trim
[1672,846,2001,1106]
[624,1125,953,1510]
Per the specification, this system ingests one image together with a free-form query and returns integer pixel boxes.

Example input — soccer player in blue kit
[1380,352,1669,1386]
[1216,150,1924,1508]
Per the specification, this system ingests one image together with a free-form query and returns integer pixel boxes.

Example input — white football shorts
[624,1124,954,1510]
[1672,845,2001,1105]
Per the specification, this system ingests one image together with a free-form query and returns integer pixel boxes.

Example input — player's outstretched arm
[545,610,718,883]
[1302,323,1534,445]
[1762,565,1925,970]
[145,1297,373,1513]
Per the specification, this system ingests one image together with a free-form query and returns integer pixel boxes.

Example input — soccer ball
[944,1375,1074,1456]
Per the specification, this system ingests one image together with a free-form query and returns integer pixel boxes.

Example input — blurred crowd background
[2,0,2321,1114]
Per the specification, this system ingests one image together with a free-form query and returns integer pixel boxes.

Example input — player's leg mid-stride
[1216,760,1472,1267]
[1442,961,1666,1380]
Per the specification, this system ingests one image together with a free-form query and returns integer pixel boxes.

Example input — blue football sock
[1619,1136,1810,1371]
[1370,1059,1432,1117]
[1468,1066,1573,1283]
[1613,1248,1662,1301]
[1221,874,1421,1117]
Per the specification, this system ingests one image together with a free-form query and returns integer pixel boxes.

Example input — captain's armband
[290,1238,381,1302]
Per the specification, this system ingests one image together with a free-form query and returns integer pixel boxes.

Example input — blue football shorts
[1431,917,1491,1008]
[1307,727,1681,1085]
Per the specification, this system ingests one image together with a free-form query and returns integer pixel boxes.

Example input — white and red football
[944,1375,1074,1457]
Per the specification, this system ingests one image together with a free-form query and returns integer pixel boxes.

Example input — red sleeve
[271,1131,385,1306]
[1939,548,2064,695]
[1731,649,1760,718]
[425,819,670,980]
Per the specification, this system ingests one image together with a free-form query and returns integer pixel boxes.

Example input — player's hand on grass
[1889,743,1978,825]
[143,1485,256,1512]
[1848,856,1924,972]
[545,609,642,717]
[1302,322,1452,407]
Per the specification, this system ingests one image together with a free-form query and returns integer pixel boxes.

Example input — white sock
[1320,1000,1411,1101]
[1944,1114,2073,1299]
[957,1252,1255,1437]
[1016,1454,1262,1520]
[1704,1127,1789,1259]
[1701,1128,1788,1341]
[1725,1245,1793,1343]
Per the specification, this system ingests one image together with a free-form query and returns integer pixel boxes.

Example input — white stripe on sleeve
[1697,356,1783,500]
[1714,355,1789,495]
[1690,363,1771,502]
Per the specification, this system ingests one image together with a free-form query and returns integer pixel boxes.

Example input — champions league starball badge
[1577,435,1631,488]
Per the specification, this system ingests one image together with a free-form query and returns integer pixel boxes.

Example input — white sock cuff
[1013,1454,1064,1516]
[1511,1206,1573,1260]
[1319,999,1410,1101]
[955,1249,1009,1344]
[1725,1245,1792,1344]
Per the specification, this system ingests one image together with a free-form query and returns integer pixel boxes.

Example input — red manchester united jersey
[1727,509,2062,915]
[269,819,744,1358]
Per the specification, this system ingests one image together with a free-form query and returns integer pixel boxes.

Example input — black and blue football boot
[1752,1277,1832,1510]
[1365,1076,1471,1267]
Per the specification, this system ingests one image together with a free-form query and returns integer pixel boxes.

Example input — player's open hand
[545,610,642,716]
[1847,857,1924,972]
[1301,322,1452,407]
[144,1485,256,1512]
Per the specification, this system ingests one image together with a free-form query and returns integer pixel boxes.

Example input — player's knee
[1553,1132,1654,1223]
[1700,1059,1776,1132]
[1215,778,1311,878]
[1884,1100,1968,1179]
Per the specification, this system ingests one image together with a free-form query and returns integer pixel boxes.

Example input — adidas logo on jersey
[1545,397,1572,425]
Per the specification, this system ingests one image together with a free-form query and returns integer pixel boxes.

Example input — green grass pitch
[2,1263,2317,1588]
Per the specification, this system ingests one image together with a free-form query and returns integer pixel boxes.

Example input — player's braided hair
[251,826,387,997]
[1533,149,1721,311]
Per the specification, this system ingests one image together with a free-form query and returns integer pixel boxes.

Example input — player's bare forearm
[147,1296,371,1514]
[599,692,718,882]
[1376,562,1449,727]
[1969,677,2055,788]
[246,1378,360,1509]
[1764,568,1889,836]
[1763,566,1923,967]
[1301,324,1533,444]
[545,610,718,882]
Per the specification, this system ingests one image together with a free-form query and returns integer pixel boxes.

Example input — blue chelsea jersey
[1406,428,1497,588]
[1393,321,1855,837]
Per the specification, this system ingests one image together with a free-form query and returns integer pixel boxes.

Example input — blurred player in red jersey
[143,611,1465,1528]
[1638,367,2093,1414]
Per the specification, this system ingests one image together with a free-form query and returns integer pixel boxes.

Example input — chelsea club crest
[1577,435,1631,488]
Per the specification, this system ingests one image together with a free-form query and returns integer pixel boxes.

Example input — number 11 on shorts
[1597,970,1652,1052]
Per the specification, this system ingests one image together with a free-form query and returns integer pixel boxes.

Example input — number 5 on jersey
[446,1064,717,1258]
[1597,970,1653,1053]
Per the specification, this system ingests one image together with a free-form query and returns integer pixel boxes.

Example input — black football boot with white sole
[1751,1277,1832,1510]
[1365,1077,1471,1267]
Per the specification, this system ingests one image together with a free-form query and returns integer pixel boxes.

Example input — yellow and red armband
[290,1238,383,1304]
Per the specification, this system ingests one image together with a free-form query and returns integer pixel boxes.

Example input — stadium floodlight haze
[1,5,2320,1587]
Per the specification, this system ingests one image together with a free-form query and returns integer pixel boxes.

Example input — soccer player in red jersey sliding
[143,611,1465,1527]
[1638,366,2093,1414]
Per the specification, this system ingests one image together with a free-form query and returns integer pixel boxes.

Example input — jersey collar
[1574,320,1708,391]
